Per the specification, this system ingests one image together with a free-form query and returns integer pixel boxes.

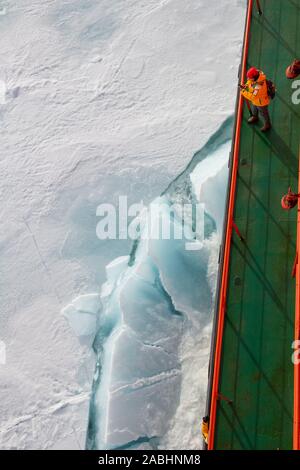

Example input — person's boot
[248,115,259,124]
[260,123,272,132]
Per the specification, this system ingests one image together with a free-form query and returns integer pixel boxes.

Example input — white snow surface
[1,0,245,450]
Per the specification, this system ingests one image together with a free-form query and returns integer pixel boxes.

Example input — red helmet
[286,60,300,79]
[281,189,298,210]
[247,67,259,80]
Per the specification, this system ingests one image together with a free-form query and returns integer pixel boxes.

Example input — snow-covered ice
[67,118,232,450]
[1,0,245,450]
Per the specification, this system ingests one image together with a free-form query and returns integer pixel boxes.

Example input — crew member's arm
[240,80,255,101]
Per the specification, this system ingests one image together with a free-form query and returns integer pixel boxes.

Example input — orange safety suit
[241,71,270,107]
[201,420,209,444]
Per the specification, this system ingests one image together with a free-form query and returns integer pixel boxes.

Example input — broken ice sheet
[63,118,232,450]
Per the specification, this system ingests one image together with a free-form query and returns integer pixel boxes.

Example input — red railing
[207,0,254,449]
[294,145,300,450]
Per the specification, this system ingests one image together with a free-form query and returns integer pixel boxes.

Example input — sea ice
[65,119,232,450]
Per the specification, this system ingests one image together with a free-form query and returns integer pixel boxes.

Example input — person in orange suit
[201,416,209,444]
[239,66,272,132]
